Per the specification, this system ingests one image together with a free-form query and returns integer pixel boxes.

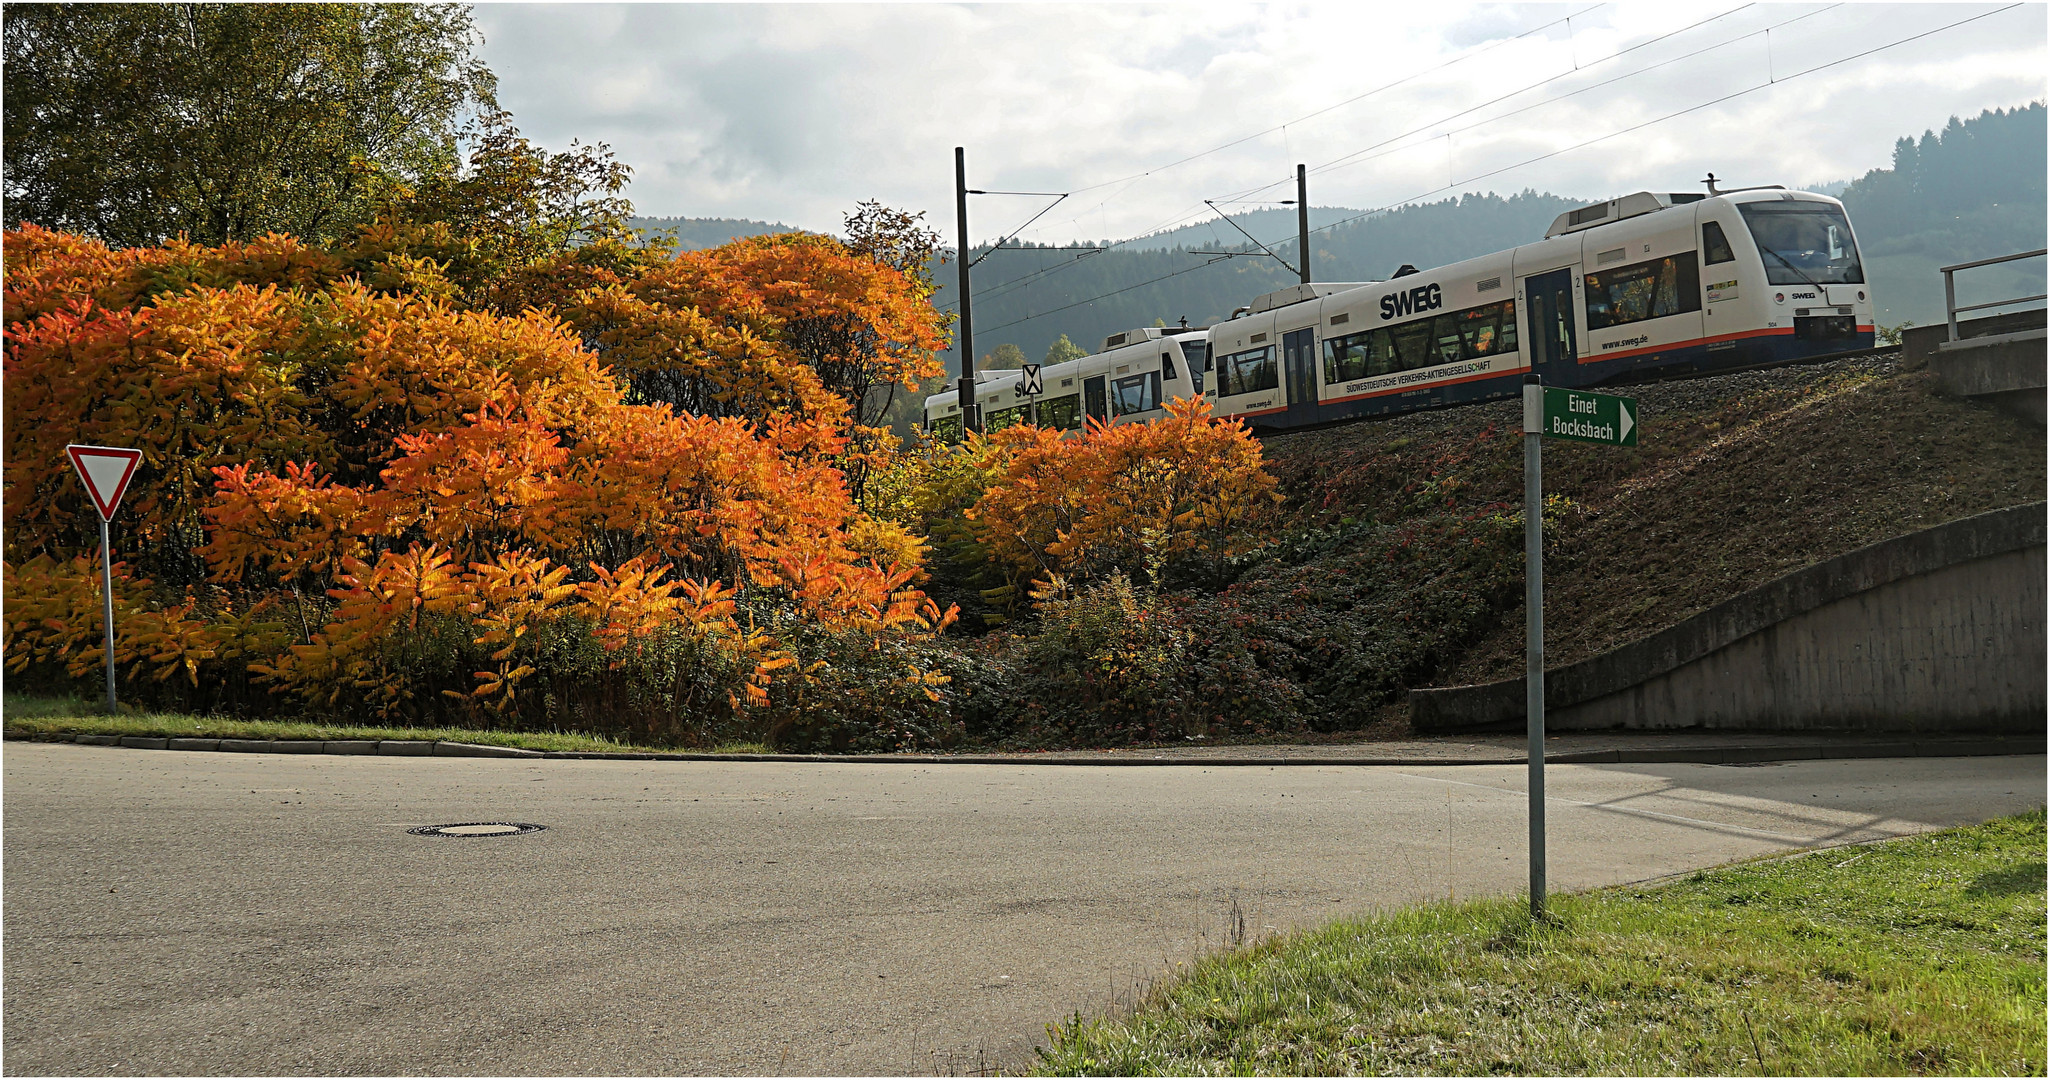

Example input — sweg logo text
[1380,283,1443,321]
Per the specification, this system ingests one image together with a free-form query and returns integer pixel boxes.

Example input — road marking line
[1389,770,1832,844]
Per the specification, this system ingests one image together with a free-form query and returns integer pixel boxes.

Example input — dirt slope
[1247,356,2043,718]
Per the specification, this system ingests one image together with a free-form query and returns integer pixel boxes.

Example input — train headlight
[1858,290,1867,302]
[1774,292,1785,303]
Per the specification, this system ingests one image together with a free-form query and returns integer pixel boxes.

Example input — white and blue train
[925,184,1874,437]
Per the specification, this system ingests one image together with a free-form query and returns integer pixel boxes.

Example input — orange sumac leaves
[972,397,1281,586]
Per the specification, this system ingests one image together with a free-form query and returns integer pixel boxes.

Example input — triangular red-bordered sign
[66,444,144,521]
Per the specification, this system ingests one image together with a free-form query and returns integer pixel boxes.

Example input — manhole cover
[408,822,546,837]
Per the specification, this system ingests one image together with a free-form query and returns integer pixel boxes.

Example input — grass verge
[0,695,769,754]
[1035,810,2048,1076]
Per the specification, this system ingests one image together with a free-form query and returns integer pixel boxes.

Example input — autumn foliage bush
[4,218,1301,751]
[3,223,957,748]
[968,397,1280,591]
[862,399,1284,746]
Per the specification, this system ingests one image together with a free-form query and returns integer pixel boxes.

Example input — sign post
[1523,380,1638,918]
[1521,378,1546,918]
[66,445,143,715]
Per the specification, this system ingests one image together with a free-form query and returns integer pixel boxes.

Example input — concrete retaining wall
[1411,503,2046,734]
[1903,309,2046,425]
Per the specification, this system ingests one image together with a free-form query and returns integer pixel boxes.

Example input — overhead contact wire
[977,2,2022,336]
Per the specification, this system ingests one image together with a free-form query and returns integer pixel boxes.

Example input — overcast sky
[473,2,2046,246]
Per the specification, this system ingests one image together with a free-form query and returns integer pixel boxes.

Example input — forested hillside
[629,215,800,250]
[1838,103,2046,327]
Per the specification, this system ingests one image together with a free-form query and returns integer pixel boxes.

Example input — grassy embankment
[1035,811,2048,1076]
[1,696,769,754]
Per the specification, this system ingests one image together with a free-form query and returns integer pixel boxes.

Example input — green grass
[1,695,721,755]
[1035,811,2048,1076]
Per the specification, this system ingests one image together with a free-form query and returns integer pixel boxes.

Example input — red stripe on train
[1320,364,1523,407]
[1580,325,1794,363]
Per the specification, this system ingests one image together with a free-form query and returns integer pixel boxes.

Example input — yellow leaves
[561,282,846,430]
[574,555,687,657]
[1,554,270,688]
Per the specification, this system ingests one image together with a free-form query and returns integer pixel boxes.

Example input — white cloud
[473,2,2047,242]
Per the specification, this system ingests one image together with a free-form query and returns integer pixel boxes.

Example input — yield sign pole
[66,445,143,714]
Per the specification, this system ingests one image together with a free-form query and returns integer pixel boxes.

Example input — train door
[1083,374,1108,424]
[1283,327,1318,426]
[1522,267,1578,382]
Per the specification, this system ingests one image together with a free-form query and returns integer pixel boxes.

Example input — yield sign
[66,444,143,521]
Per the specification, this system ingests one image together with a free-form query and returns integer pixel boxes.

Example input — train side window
[1084,375,1108,421]
[1319,298,1516,384]
[1702,221,1735,265]
[1112,372,1161,416]
[1585,252,1703,331]
[985,404,1029,432]
[927,414,964,442]
[1036,394,1083,431]
[1214,344,1279,396]
[1160,351,1178,381]
[1323,337,1370,383]
[1429,313,1466,364]
[1389,320,1436,370]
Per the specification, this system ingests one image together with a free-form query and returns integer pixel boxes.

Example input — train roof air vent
[1544,192,1681,238]
[1246,282,1375,314]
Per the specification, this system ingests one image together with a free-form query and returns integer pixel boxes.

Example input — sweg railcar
[925,184,1873,437]
[922,325,1209,441]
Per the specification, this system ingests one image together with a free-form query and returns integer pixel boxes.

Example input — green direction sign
[1542,387,1638,447]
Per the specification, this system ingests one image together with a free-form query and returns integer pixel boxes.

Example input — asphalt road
[4,742,2042,1075]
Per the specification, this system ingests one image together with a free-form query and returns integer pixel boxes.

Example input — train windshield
[1178,340,1210,392]
[1737,202,1864,285]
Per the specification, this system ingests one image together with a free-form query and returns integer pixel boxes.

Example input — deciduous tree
[3,3,495,247]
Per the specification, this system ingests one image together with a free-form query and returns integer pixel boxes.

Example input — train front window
[1737,202,1864,285]
[1701,221,1735,265]
[1178,340,1210,393]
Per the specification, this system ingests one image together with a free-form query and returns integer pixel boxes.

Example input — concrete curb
[13,734,545,759]
[12,730,2041,766]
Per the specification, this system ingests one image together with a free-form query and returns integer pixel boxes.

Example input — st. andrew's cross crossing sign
[66,444,144,713]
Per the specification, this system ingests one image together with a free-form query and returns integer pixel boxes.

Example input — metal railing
[1943,248,2047,342]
